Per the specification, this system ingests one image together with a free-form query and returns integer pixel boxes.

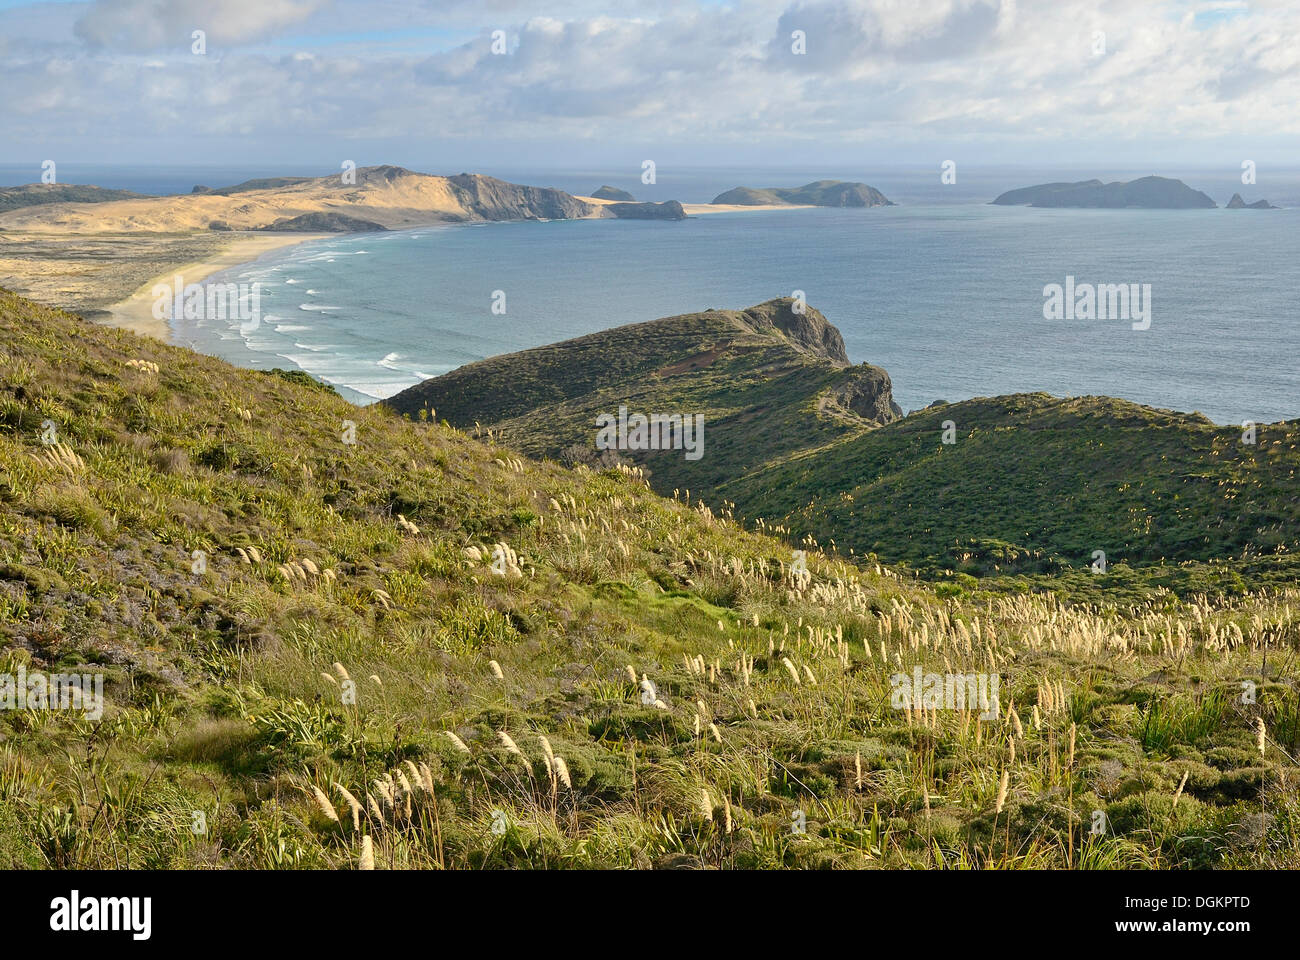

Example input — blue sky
[1,0,1298,169]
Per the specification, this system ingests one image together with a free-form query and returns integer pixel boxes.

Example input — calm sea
[6,164,1295,422]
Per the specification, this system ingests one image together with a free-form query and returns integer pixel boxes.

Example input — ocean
[6,163,1296,422]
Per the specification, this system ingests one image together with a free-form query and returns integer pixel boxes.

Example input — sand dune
[0,166,604,235]
[1,166,608,342]
[4,170,812,346]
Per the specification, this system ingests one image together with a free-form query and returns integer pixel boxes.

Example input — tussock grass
[0,288,1296,869]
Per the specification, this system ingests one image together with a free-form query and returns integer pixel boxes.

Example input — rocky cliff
[825,364,904,423]
[736,297,850,364]
[446,172,597,221]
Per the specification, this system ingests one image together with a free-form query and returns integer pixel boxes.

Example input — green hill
[384,298,902,497]
[1,288,1297,869]
[389,302,1300,598]
[728,392,1300,595]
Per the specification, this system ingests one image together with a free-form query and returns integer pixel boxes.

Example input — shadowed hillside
[728,393,1300,594]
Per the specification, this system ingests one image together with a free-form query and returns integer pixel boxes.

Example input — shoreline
[58,199,819,343]
[104,232,329,342]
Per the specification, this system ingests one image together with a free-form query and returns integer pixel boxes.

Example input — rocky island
[602,200,687,220]
[1226,193,1277,209]
[591,185,636,201]
[992,175,1216,208]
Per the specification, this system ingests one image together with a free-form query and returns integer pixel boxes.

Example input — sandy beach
[1,180,811,346]
[106,232,327,342]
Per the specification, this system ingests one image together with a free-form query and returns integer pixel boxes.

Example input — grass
[395,302,1300,603]
[735,394,1300,579]
[382,298,900,500]
[0,287,1297,869]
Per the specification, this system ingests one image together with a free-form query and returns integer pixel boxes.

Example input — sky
[1,0,1298,170]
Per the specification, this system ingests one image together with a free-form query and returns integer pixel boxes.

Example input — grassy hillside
[385,298,902,505]
[730,394,1300,583]
[394,303,1300,599]
[1,288,1298,869]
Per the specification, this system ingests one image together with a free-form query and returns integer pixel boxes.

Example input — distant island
[591,185,636,201]
[711,180,893,207]
[991,175,1216,209]
[1226,193,1277,209]
[601,200,686,220]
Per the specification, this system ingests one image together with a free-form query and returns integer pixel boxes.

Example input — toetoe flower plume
[310,785,339,823]
[552,756,572,789]
[334,782,362,831]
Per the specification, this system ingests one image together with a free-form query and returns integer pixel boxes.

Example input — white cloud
[74,0,331,51]
[1,0,1297,163]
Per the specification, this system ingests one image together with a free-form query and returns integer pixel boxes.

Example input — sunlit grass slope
[0,288,1297,869]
